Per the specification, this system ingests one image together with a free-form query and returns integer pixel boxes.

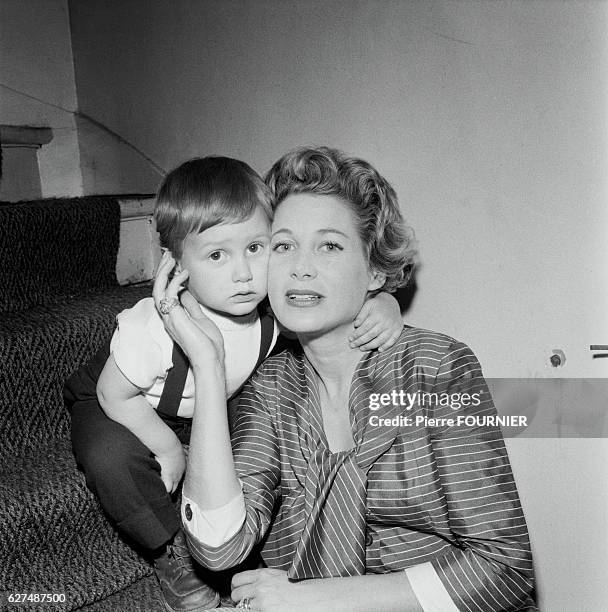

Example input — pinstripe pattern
[186,327,536,611]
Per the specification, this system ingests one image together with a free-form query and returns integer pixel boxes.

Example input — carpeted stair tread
[0,283,152,333]
[0,284,151,458]
[78,575,164,611]
[0,438,154,611]
[0,197,121,313]
[0,196,165,609]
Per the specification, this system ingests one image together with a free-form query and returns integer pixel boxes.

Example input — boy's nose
[233,258,253,282]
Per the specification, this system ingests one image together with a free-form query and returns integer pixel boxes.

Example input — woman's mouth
[285,290,324,307]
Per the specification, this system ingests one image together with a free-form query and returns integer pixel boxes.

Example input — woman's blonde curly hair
[265,146,416,292]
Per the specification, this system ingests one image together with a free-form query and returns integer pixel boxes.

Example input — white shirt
[110,297,278,417]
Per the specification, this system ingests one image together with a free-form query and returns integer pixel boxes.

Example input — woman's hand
[231,569,314,612]
[349,291,403,352]
[155,445,186,494]
[152,252,225,365]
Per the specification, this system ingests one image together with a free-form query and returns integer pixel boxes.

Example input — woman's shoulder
[255,344,302,374]
[256,328,476,373]
[246,343,305,395]
[396,325,462,352]
[387,325,481,376]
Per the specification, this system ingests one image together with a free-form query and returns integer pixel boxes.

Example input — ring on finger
[237,597,252,610]
[159,296,180,315]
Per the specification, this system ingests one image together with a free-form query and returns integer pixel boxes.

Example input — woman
[156,147,536,611]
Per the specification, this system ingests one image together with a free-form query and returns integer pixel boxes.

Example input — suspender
[156,343,190,419]
[156,309,276,419]
[254,311,275,371]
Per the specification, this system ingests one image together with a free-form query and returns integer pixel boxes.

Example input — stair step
[79,575,164,611]
[0,284,151,458]
[0,439,153,610]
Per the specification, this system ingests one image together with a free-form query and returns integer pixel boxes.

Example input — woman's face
[268,193,384,338]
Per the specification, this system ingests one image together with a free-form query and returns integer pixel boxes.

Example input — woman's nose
[291,252,316,279]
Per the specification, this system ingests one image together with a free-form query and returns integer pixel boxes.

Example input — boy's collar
[198,302,259,331]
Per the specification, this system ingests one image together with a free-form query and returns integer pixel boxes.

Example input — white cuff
[181,491,246,547]
[405,562,459,612]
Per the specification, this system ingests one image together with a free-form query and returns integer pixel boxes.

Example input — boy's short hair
[265,146,416,293]
[154,157,273,258]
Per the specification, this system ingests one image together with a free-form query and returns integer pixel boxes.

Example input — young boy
[66,157,403,612]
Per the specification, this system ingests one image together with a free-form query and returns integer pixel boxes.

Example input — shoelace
[166,538,195,572]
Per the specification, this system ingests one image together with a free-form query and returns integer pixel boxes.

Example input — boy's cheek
[254,260,270,287]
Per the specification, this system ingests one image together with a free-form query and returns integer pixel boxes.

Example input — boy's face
[178,206,270,317]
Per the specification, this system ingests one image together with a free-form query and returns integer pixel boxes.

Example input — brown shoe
[154,529,220,611]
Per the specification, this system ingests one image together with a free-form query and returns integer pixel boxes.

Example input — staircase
[0,197,165,610]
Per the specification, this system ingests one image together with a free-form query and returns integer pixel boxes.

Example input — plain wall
[0,0,82,197]
[69,0,607,376]
[68,1,608,609]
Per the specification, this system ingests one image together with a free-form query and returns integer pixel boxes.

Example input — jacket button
[184,503,193,521]
[365,531,373,547]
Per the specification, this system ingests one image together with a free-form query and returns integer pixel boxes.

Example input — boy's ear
[367,269,386,292]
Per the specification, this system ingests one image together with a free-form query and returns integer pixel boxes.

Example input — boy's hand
[349,292,403,352]
[156,446,187,493]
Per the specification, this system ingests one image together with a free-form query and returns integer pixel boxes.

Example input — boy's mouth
[231,291,257,302]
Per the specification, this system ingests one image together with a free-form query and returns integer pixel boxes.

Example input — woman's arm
[421,341,535,611]
[231,568,424,612]
[97,355,185,493]
[151,254,241,510]
[161,304,280,569]
[183,352,241,508]
[183,376,281,570]
[152,254,280,566]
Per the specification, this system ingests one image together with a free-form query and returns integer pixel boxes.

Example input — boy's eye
[209,251,223,261]
[248,242,264,254]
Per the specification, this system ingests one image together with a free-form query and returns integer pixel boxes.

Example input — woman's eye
[321,241,343,252]
[272,242,293,253]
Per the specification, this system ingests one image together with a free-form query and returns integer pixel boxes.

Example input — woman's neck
[298,323,365,389]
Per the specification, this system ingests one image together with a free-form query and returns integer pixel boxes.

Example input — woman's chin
[280,319,321,335]
[273,307,322,333]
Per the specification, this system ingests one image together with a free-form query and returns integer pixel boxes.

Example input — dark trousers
[70,398,191,552]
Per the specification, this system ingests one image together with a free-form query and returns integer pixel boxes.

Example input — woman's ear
[367,270,386,292]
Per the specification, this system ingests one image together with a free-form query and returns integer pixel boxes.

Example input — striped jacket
[187,327,536,611]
